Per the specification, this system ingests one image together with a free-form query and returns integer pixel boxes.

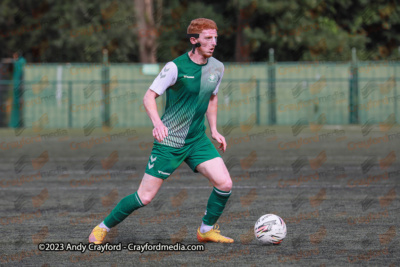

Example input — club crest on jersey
[208,73,217,83]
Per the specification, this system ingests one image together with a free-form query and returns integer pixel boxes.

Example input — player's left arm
[206,66,226,152]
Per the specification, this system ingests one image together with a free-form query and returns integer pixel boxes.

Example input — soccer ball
[254,214,287,245]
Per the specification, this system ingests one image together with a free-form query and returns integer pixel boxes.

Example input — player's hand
[211,131,227,153]
[153,123,168,142]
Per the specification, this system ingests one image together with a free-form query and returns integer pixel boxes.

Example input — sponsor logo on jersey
[184,75,195,79]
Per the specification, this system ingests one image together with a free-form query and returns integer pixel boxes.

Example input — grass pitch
[0,125,399,266]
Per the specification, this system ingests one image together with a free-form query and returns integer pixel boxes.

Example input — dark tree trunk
[134,0,158,63]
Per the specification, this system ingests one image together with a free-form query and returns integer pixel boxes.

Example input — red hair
[187,18,218,34]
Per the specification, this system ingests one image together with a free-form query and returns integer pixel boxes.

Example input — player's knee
[218,179,232,192]
[138,193,154,205]
[140,196,152,205]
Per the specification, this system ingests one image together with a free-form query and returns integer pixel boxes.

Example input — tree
[133,0,163,63]
[0,0,398,63]
[0,0,138,63]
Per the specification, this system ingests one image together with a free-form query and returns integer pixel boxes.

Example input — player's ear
[189,37,198,45]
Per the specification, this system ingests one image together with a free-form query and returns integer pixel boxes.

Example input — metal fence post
[349,47,359,124]
[256,79,260,125]
[68,81,72,127]
[395,61,397,117]
[268,48,276,125]
[102,49,110,127]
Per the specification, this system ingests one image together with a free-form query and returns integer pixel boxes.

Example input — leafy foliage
[0,0,398,62]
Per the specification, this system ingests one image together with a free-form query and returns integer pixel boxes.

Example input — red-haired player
[89,18,233,244]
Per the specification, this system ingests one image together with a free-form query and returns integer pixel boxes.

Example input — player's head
[187,18,218,58]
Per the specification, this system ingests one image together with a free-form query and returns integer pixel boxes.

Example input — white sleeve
[149,62,178,95]
[212,65,224,95]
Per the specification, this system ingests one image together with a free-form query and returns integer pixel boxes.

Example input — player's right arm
[143,90,168,142]
[143,62,178,142]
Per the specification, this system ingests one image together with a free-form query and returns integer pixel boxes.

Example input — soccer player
[89,18,233,244]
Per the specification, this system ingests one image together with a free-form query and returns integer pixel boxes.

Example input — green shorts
[145,134,221,179]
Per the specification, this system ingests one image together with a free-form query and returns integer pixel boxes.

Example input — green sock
[103,191,144,228]
[202,187,231,226]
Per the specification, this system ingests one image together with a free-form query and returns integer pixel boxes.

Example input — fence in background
[0,59,398,129]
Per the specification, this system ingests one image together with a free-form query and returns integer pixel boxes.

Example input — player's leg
[184,135,233,243]
[89,143,185,244]
[89,174,163,244]
[103,173,164,228]
[196,157,232,191]
[195,157,233,243]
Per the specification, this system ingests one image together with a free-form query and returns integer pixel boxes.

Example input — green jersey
[150,52,224,148]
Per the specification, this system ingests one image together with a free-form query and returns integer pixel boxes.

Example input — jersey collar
[187,52,209,66]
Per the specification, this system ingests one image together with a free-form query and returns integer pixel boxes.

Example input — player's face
[198,29,218,58]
